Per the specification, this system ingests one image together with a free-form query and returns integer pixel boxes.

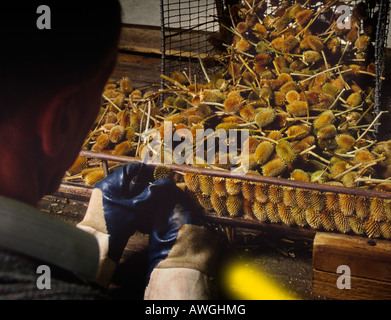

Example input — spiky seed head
[316,125,337,140]
[67,156,88,176]
[265,202,280,223]
[370,198,386,222]
[254,183,269,203]
[268,185,283,204]
[321,210,336,231]
[286,100,308,117]
[113,141,133,156]
[290,169,310,182]
[211,191,227,216]
[196,192,213,211]
[339,194,356,217]
[227,195,243,217]
[184,173,199,192]
[252,201,268,222]
[254,141,274,165]
[365,218,381,238]
[199,175,214,195]
[296,9,313,27]
[153,165,174,180]
[354,149,375,164]
[334,210,351,233]
[336,134,356,151]
[262,158,286,177]
[226,178,242,196]
[349,216,365,235]
[83,169,105,186]
[305,208,322,229]
[276,140,297,163]
[303,50,321,64]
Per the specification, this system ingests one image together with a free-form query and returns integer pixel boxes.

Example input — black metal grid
[160,0,226,85]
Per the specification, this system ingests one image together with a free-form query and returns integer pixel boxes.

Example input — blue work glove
[77,162,177,288]
[144,186,221,300]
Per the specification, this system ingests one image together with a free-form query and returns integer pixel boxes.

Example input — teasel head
[236,21,248,34]
[242,181,255,201]
[274,91,286,106]
[290,169,310,182]
[252,201,268,222]
[381,220,391,239]
[254,182,269,203]
[255,108,276,128]
[310,190,325,212]
[286,101,308,118]
[322,82,339,98]
[118,76,133,94]
[153,165,174,181]
[285,90,300,104]
[316,124,337,140]
[252,23,268,39]
[355,35,371,52]
[319,210,335,231]
[202,89,226,103]
[334,210,351,233]
[235,38,252,52]
[268,185,283,204]
[96,133,111,150]
[278,203,294,226]
[268,130,283,142]
[227,195,243,217]
[82,168,105,186]
[335,134,356,151]
[240,105,256,122]
[184,173,199,193]
[365,218,381,238]
[224,91,244,113]
[112,141,134,156]
[295,9,312,27]
[305,208,322,229]
[346,92,362,108]
[339,193,356,217]
[296,188,311,209]
[253,141,273,165]
[199,175,214,196]
[210,177,227,197]
[369,197,386,222]
[276,140,297,163]
[349,216,365,236]
[196,192,213,211]
[262,158,286,177]
[279,80,297,94]
[286,124,311,140]
[307,35,324,52]
[211,191,228,216]
[67,156,88,176]
[354,149,375,164]
[330,160,349,179]
[225,178,242,196]
[265,202,281,223]
[303,50,322,64]
[341,171,358,188]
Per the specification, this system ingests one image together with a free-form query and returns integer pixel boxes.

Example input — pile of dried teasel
[66,0,391,238]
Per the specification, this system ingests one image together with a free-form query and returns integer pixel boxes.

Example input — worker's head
[0,1,122,204]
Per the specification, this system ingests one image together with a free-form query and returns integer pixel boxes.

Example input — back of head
[0,1,122,122]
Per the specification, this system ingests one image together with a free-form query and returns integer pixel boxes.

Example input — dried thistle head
[336,134,356,151]
[276,140,296,163]
[286,100,308,117]
[254,141,275,165]
[316,124,337,140]
[255,108,276,128]
[262,158,286,177]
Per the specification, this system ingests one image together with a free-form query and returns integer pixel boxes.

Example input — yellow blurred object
[222,260,299,300]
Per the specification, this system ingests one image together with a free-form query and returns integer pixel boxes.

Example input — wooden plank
[118,24,162,55]
[313,232,391,283]
[313,269,391,300]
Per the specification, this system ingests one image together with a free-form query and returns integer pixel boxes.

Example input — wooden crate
[313,232,391,300]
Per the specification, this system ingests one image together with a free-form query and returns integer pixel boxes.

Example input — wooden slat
[313,269,391,300]
[313,232,391,282]
[313,232,391,299]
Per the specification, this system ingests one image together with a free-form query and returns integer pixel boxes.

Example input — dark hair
[0,1,122,121]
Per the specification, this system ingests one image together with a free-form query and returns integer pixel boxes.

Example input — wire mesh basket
[61,0,391,242]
